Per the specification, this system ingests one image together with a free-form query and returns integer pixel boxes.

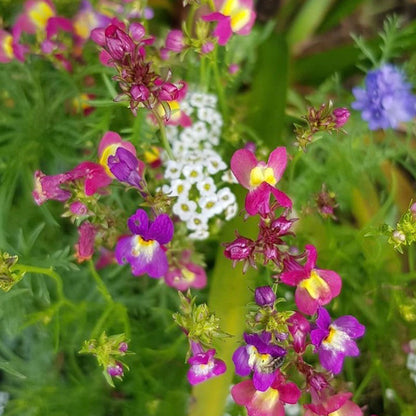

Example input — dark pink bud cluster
[91,22,186,116]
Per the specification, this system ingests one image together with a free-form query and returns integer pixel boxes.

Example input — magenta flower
[107,362,124,377]
[13,0,56,35]
[115,209,173,278]
[203,0,256,46]
[231,370,301,416]
[232,332,286,391]
[288,311,310,353]
[231,147,292,216]
[332,107,350,128]
[187,342,226,385]
[161,29,185,59]
[68,161,112,196]
[280,245,341,315]
[32,170,71,205]
[164,251,207,291]
[223,234,256,272]
[311,308,365,374]
[74,222,96,263]
[304,392,363,416]
[73,0,111,41]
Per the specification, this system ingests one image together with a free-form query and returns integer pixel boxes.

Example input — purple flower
[232,332,286,391]
[115,209,173,278]
[107,362,124,377]
[187,342,226,385]
[108,147,145,189]
[254,286,276,307]
[352,64,416,130]
[118,342,128,353]
[332,107,350,128]
[311,307,365,374]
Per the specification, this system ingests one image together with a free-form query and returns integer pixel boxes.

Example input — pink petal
[231,148,258,188]
[231,380,255,406]
[278,381,301,404]
[269,186,292,208]
[304,244,317,270]
[280,269,307,286]
[267,147,287,182]
[245,184,271,216]
[316,269,342,299]
[98,131,122,156]
[295,286,320,315]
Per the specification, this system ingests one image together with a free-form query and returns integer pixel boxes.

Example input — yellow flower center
[131,235,157,258]
[220,0,251,32]
[29,2,55,29]
[144,146,160,164]
[181,268,195,282]
[249,166,276,188]
[253,387,280,411]
[74,11,97,39]
[3,34,14,59]
[299,269,330,300]
[99,144,120,177]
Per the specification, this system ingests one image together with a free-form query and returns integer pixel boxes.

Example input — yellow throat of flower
[249,166,277,188]
[29,2,55,30]
[299,269,330,300]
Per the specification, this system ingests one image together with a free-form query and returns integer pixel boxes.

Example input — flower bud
[165,30,185,53]
[333,107,350,128]
[201,41,214,54]
[74,222,96,263]
[254,286,276,307]
[224,236,255,261]
[118,342,128,353]
[69,201,88,216]
[107,362,124,377]
[130,84,150,102]
[105,25,134,60]
[288,312,310,353]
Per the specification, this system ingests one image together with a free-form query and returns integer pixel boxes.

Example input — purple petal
[232,346,251,376]
[127,209,149,235]
[141,245,168,278]
[147,214,174,244]
[333,316,365,339]
[319,347,344,374]
[316,307,332,329]
[310,328,329,348]
[253,370,275,392]
[115,236,133,265]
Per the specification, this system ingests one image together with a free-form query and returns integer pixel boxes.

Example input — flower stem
[152,110,174,160]
[88,260,114,304]
[211,46,228,122]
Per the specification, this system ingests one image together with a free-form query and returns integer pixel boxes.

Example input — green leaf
[245,32,288,146]
[0,360,26,379]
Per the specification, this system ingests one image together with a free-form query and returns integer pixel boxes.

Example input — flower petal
[128,209,149,235]
[267,147,287,182]
[147,213,174,244]
[230,148,258,189]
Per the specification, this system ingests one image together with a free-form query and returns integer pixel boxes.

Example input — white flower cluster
[406,339,416,386]
[162,92,238,240]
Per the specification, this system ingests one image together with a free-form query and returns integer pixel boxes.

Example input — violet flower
[202,0,256,46]
[352,64,416,130]
[232,332,286,391]
[280,245,342,315]
[108,147,145,189]
[115,209,173,278]
[107,362,124,377]
[254,286,276,307]
[73,0,111,41]
[231,147,292,216]
[187,342,226,385]
[231,370,301,416]
[311,307,365,374]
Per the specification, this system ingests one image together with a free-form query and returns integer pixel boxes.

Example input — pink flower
[74,222,96,263]
[32,170,71,205]
[231,370,301,416]
[68,161,112,196]
[160,29,185,59]
[280,245,342,315]
[203,0,256,46]
[164,251,207,291]
[230,147,292,216]
[187,342,226,385]
[288,311,310,353]
[332,107,350,128]
[13,0,56,35]
[304,392,363,416]
[98,131,142,178]
[0,30,15,63]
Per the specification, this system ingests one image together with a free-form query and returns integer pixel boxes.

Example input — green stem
[88,260,114,304]
[91,304,114,339]
[211,46,228,122]
[13,264,67,303]
[152,110,174,160]
[353,361,376,401]
[408,246,415,273]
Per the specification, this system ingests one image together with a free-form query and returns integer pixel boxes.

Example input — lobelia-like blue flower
[352,64,416,130]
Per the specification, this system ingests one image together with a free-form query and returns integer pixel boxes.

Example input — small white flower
[169,179,191,197]
[206,155,227,174]
[180,129,197,145]
[210,112,223,129]
[190,121,208,139]
[221,169,238,184]
[198,194,222,218]
[217,187,236,208]
[171,141,191,156]
[182,163,204,183]
[208,134,220,146]
[180,100,193,116]
[385,388,395,401]
[165,160,183,180]
[407,353,416,372]
[204,94,218,107]
[161,184,171,194]
[172,199,197,221]
[197,107,216,123]
[225,202,238,220]
[197,177,217,195]
[189,227,210,240]
[189,92,206,108]
[187,213,209,231]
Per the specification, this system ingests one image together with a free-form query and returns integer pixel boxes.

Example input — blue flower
[352,64,416,130]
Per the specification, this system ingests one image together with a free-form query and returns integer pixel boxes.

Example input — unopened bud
[254,286,276,307]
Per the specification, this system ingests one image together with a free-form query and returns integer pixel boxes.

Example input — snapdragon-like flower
[311,307,365,374]
[0,29,24,63]
[14,0,56,35]
[232,332,286,391]
[288,311,310,354]
[304,392,363,416]
[352,64,416,130]
[74,221,96,263]
[280,245,341,315]
[231,370,301,416]
[115,209,173,278]
[203,0,256,46]
[187,342,226,385]
[164,251,207,291]
[231,147,292,216]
